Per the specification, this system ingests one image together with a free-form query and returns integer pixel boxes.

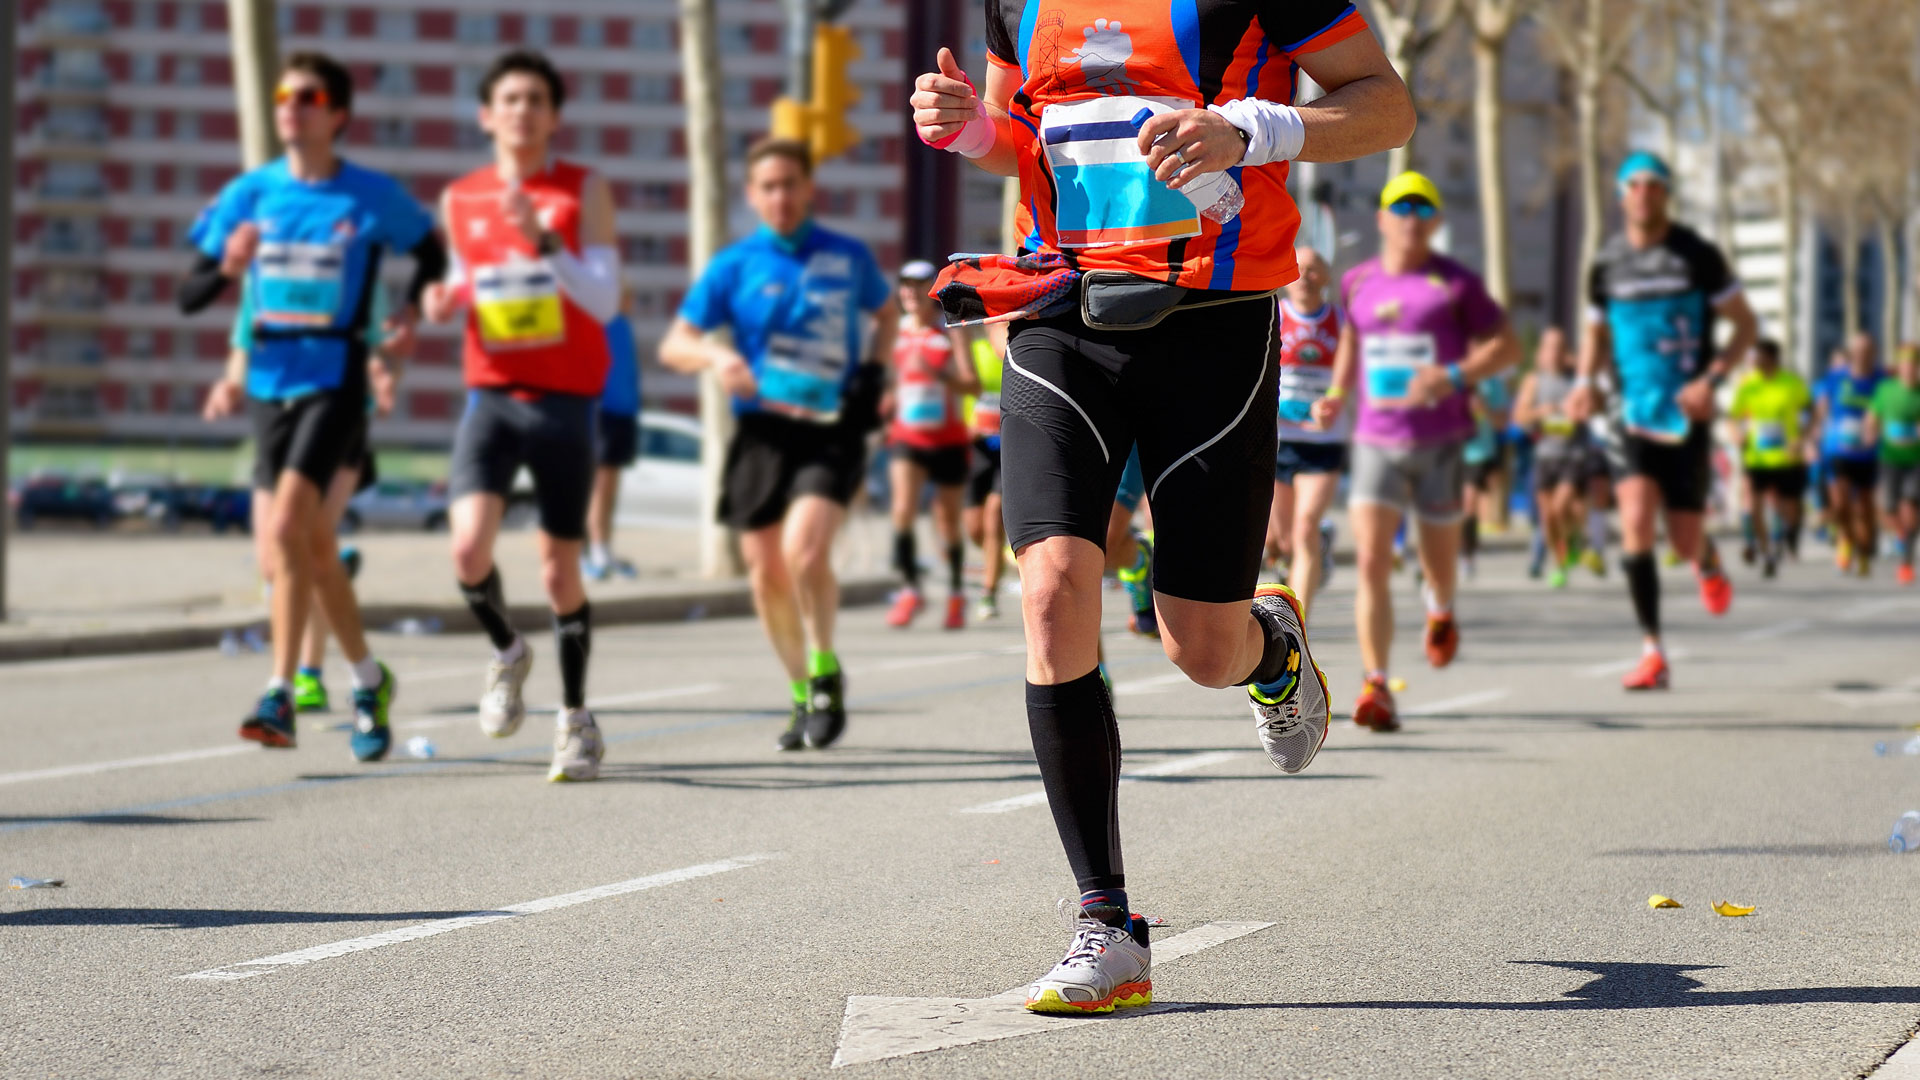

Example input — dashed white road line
[1402,688,1512,716]
[1737,618,1813,642]
[0,744,255,788]
[1112,671,1192,695]
[584,682,725,708]
[1841,597,1920,621]
[1581,649,1691,677]
[958,750,1247,815]
[178,854,778,982]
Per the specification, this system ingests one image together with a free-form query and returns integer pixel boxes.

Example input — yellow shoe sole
[1024,982,1152,1015]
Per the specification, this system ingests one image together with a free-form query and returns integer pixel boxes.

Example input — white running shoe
[1246,583,1330,774]
[1025,899,1153,1014]
[547,708,603,782]
[478,642,533,738]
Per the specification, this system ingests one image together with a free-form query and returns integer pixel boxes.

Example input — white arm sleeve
[544,245,622,324]
[1208,99,1306,167]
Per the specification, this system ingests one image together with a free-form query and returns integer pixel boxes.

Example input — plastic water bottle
[1905,735,1920,756]
[405,736,436,760]
[1182,169,1245,226]
[218,630,241,657]
[1890,811,1920,853]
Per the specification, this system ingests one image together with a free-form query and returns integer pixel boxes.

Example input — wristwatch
[535,230,564,257]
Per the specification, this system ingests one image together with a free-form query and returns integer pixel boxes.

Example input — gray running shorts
[1882,462,1920,508]
[1349,440,1467,524]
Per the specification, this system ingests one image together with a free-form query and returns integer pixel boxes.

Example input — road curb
[0,574,898,664]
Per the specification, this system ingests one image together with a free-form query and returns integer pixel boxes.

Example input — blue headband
[1616,151,1671,188]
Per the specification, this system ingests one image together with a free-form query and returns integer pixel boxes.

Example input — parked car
[618,410,705,526]
[13,476,117,529]
[344,479,450,532]
[180,485,253,533]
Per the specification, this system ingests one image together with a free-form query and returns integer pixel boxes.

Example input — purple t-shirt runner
[1341,253,1506,447]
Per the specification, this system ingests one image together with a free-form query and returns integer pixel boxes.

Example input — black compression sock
[1623,552,1661,638]
[947,542,964,594]
[1238,602,1302,689]
[459,568,518,651]
[553,602,591,710]
[1027,670,1125,907]
[1463,514,1479,559]
[893,529,920,588]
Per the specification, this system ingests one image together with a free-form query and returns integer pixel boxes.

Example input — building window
[130,221,157,248]
[41,386,102,419]
[579,17,604,47]
[371,118,415,147]
[130,109,156,138]
[632,128,669,157]
[575,73,602,103]
[125,383,152,414]
[378,10,416,41]
[457,12,498,44]
[455,64,484,101]
[131,53,159,83]
[631,75,671,104]
[129,162,155,193]
[129,275,156,303]
[322,8,347,38]
[633,21,671,49]
[723,80,750,107]
[132,1,160,30]
[375,64,414,96]
[43,160,106,198]
[175,56,202,86]
[176,110,199,140]
[177,2,202,33]
[524,14,551,46]
[129,329,155,357]
[170,384,200,416]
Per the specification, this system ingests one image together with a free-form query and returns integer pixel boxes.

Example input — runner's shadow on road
[0,907,481,929]
[1154,961,1920,1013]
[0,814,257,828]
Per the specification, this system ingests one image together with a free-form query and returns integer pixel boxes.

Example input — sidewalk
[0,515,900,662]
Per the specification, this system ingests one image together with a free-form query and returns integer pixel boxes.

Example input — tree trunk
[1383,32,1417,177]
[1878,216,1900,353]
[1779,164,1802,372]
[1472,31,1512,305]
[1575,76,1603,278]
[226,0,282,169]
[679,0,744,579]
[1840,208,1861,337]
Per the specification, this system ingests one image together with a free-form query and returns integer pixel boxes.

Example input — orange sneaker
[886,588,923,628]
[1622,651,1670,691]
[943,593,966,630]
[1423,614,1460,668]
[1898,564,1916,587]
[1697,570,1733,616]
[1353,675,1400,732]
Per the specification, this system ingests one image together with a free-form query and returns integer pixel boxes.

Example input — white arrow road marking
[957,750,1247,815]
[177,854,777,982]
[0,744,255,788]
[831,920,1274,1068]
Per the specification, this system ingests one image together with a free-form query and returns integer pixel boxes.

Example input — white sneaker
[1246,583,1330,774]
[1025,899,1153,1014]
[478,642,533,738]
[547,708,603,782]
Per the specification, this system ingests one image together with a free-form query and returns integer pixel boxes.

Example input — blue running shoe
[338,545,362,581]
[349,663,397,762]
[240,689,296,748]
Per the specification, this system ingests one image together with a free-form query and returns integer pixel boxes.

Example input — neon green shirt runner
[960,334,1002,430]
[1729,368,1810,469]
[1871,377,1920,467]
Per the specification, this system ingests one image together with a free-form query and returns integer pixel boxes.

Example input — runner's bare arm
[1708,289,1759,382]
[1310,319,1360,428]
[421,189,464,324]
[947,332,983,397]
[1460,322,1521,385]
[659,317,757,398]
[1512,374,1540,431]
[1568,316,1611,421]
[1290,34,1416,164]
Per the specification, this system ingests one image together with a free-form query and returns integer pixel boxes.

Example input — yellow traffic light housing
[769,25,863,163]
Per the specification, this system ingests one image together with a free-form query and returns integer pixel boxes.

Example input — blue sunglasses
[1387,200,1438,219]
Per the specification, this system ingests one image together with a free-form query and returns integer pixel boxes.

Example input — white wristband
[1208,99,1305,166]
[948,103,995,160]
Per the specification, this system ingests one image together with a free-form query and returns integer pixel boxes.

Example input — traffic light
[768,25,863,164]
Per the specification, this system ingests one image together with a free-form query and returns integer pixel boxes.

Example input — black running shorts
[597,411,640,469]
[966,439,1002,508]
[1745,464,1808,500]
[1001,297,1277,604]
[251,388,367,494]
[450,388,597,540]
[719,413,867,531]
[892,442,970,488]
[1609,423,1712,513]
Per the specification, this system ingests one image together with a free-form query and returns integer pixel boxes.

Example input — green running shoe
[291,670,329,713]
[349,663,397,763]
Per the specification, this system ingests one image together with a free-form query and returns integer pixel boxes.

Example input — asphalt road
[4,545,1919,1079]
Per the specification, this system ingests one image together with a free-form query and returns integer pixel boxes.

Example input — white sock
[1422,584,1450,617]
[1587,510,1608,554]
[497,636,527,665]
[589,542,612,566]
[266,676,290,694]
[349,655,383,690]
[1642,640,1664,658]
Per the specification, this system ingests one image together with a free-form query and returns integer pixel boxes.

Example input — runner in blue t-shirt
[659,138,897,753]
[1571,152,1758,691]
[585,305,642,581]
[1813,331,1885,576]
[179,52,447,760]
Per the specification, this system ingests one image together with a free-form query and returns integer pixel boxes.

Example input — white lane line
[1738,618,1812,642]
[873,651,992,672]
[178,854,777,982]
[831,920,1274,1068]
[1582,648,1691,677]
[1842,597,1920,621]
[585,682,725,708]
[958,750,1246,815]
[0,744,255,788]
[1402,688,1511,717]
[1112,671,1191,695]
[396,666,486,684]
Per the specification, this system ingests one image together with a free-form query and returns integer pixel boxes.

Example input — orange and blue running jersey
[985,0,1369,293]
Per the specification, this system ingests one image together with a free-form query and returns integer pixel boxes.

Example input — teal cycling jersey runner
[188,157,436,401]
[678,222,891,422]
[1586,222,1738,442]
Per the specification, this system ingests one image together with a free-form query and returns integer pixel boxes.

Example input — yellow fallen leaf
[1711,900,1755,917]
[1647,895,1683,909]
[1388,677,1408,693]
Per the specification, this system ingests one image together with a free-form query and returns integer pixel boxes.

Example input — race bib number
[254,241,345,327]
[1752,420,1787,451]
[898,382,948,430]
[473,261,565,351]
[758,333,848,424]
[972,391,1002,437]
[1279,366,1334,425]
[1836,416,1866,449]
[1361,333,1436,407]
[1541,415,1577,438]
[1041,96,1201,249]
[1887,419,1918,447]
